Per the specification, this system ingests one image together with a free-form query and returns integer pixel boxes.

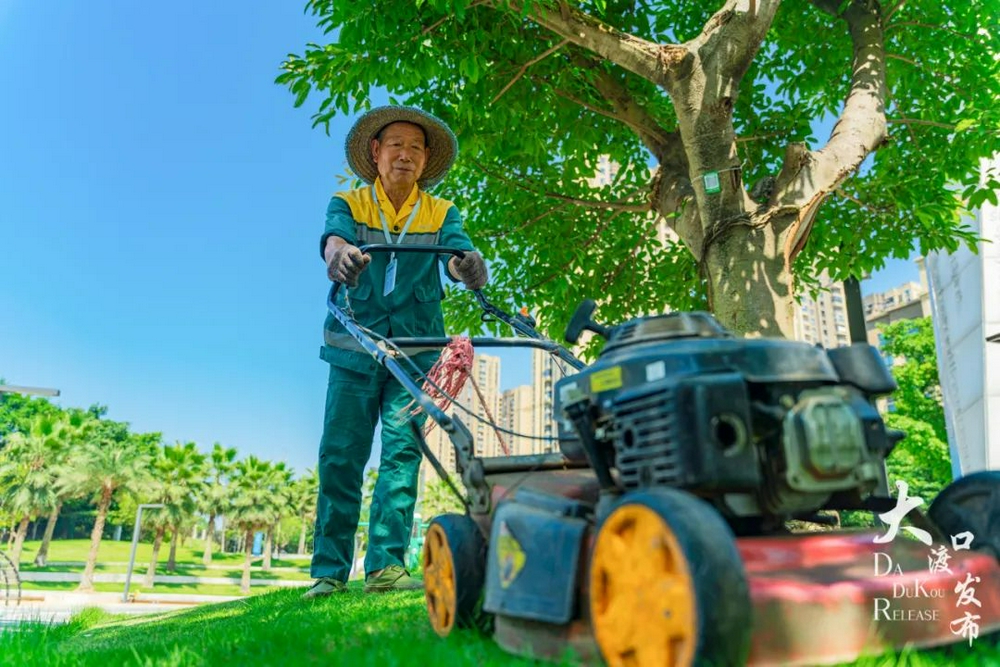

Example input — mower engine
[555,304,902,524]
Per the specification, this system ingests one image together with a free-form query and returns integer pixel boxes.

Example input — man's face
[371,122,429,192]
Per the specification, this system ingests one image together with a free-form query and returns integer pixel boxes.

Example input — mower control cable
[365,325,563,443]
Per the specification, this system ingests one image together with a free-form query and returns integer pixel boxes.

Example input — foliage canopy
[280,0,998,337]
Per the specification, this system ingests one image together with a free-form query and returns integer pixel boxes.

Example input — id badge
[383,255,398,296]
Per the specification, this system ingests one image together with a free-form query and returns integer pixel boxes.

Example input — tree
[229,456,283,594]
[0,392,60,449]
[878,317,952,501]
[293,468,319,555]
[201,442,237,565]
[280,1,997,338]
[262,462,293,571]
[357,469,378,555]
[0,413,63,569]
[420,475,465,520]
[34,408,98,567]
[60,421,157,592]
[144,441,207,585]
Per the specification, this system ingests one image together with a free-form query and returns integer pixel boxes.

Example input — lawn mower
[327,245,1000,666]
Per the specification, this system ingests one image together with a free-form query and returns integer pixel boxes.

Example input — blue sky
[0,1,919,475]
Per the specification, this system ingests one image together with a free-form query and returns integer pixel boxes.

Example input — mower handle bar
[327,243,467,302]
[326,243,585,370]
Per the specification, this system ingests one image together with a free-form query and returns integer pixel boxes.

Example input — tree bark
[703,219,797,337]
[9,516,31,571]
[203,513,215,565]
[33,501,62,567]
[167,527,179,572]
[241,529,253,594]
[144,525,166,587]
[297,512,308,555]
[263,527,273,571]
[78,488,112,592]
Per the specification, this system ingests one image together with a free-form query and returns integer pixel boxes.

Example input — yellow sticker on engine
[496,521,526,589]
[590,366,623,393]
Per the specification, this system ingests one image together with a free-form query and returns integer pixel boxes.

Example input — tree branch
[472,160,652,212]
[528,210,624,291]
[884,53,972,100]
[775,1,887,266]
[491,39,570,105]
[887,118,956,130]
[417,0,489,38]
[885,21,980,41]
[835,187,895,214]
[600,215,662,291]
[580,57,675,159]
[685,0,781,83]
[501,0,688,86]
[488,202,569,239]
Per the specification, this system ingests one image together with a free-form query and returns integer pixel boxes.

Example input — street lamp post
[122,504,165,603]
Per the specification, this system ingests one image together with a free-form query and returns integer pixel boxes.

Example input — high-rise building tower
[792,274,851,348]
[420,352,502,478]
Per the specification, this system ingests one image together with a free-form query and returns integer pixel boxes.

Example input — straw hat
[345,106,458,189]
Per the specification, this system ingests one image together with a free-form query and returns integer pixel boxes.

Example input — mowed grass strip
[1,589,998,667]
[15,539,310,570]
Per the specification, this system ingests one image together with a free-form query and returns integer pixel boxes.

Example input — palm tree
[201,443,236,566]
[420,475,465,520]
[60,422,156,592]
[293,468,319,555]
[164,442,206,572]
[35,408,97,566]
[0,414,63,569]
[262,461,293,571]
[228,456,283,594]
[142,441,206,584]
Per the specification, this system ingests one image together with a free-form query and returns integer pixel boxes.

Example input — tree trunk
[263,527,273,571]
[9,516,31,570]
[704,222,797,338]
[297,512,308,555]
[78,489,113,592]
[241,529,253,594]
[202,513,215,566]
[144,525,166,587]
[219,517,227,554]
[33,502,62,567]
[167,527,179,572]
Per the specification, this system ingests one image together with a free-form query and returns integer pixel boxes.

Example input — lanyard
[372,184,421,258]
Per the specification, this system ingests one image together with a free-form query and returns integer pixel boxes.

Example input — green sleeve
[319,195,356,259]
[438,205,475,280]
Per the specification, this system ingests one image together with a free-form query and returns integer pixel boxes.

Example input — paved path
[17,571,309,587]
[0,591,243,628]
[41,561,309,573]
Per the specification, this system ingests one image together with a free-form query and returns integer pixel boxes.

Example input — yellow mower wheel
[422,513,489,637]
[589,489,751,667]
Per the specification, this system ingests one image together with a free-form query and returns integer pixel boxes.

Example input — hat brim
[345,106,458,190]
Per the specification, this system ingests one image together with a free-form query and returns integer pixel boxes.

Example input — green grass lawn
[1,589,997,666]
[15,539,308,570]
[18,562,312,581]
[17,580,252,597]
[9,539,311,597]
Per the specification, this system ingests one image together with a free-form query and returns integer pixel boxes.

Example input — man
[304,106,487,598]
